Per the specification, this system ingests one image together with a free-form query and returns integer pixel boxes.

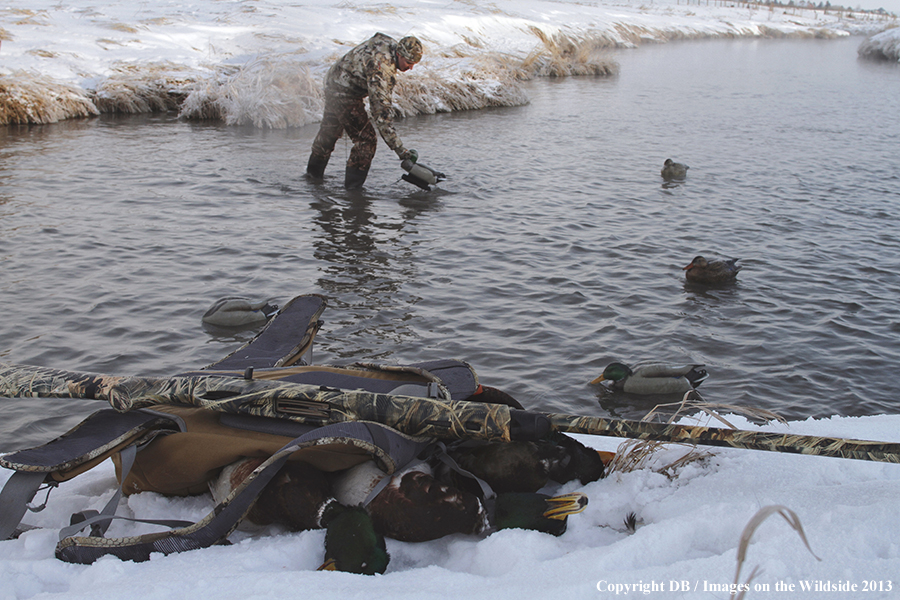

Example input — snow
[2,412,899,599]
[0,1,897,126]
[858,25,900,60]
[2,1,899,597]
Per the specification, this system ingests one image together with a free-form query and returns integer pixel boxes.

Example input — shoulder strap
[54,420,432,564]
[0,409,183,540]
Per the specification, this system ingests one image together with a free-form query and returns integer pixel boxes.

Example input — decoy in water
[590,362,708,395]
[682,255,741,284]
[661,158,689,180]
[201,297,279,327]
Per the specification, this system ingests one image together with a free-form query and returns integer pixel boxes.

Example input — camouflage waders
[308,96,377,188]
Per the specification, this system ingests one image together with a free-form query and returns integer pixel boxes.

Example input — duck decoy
[682,255,741,284]
[201,297,278,327]
[661,158,689,180]
[492,491,588,537]
[590,362,708,395]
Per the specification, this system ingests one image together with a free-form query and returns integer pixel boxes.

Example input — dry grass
[0,72,98,125]
[91,61,197,114]
[606,390,787,478]
[522,28,619,78]
[394,66,528,116]
[179,56,324,128]
[733,505,821,599]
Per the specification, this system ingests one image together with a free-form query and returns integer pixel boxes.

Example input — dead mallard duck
[682,256,741,284]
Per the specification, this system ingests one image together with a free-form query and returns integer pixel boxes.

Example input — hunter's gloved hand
[399,148,418,163]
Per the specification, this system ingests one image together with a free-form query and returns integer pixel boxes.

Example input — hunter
[306,33,423,189]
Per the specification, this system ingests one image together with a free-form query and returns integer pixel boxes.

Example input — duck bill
[589,375,607,385]
[682,264,692,271]
[317,558,338,571]
[542,492,589,520]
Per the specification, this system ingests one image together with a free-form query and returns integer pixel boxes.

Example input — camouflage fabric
[0,363,512,442]
[3,362,899,463]
[312,33,414,165]
[310,96,378,170]
[548,413,900,464]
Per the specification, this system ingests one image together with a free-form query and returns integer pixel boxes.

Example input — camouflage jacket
[325,33,406,154]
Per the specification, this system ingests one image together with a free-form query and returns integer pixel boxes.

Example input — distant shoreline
[1,0,896,126]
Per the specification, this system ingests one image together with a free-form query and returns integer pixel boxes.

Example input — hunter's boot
[306,154,329,179]
[344,165,370,189]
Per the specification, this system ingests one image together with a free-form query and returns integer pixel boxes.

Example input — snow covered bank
[2,412,899,600]
[858,25,900,60]
[1,0,896,126]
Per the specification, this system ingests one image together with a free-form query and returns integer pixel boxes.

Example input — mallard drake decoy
[682,255,741,284]
[201,297,278,327]
[492,491,588,537]
[661,158,689,180]
[590,362,708,395]
[318,500,390,575]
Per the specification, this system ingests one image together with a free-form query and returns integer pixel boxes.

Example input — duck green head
[317,502,389,575]
[589,362,634,385]
[493,492,588,537]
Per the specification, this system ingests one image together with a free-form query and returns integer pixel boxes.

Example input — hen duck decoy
[590,362,708,395]
[201,296,279,327]
[661,158,689,180]
[682,255,741,284]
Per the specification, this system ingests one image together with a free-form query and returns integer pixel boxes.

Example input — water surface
[2,36,899,450]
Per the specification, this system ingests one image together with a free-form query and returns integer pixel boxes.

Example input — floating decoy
[201,297,278,327]
[590,362,708,395]
[661,158,689,180]
[682,255,741,284]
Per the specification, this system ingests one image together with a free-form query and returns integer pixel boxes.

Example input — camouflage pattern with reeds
[3,362,899,463]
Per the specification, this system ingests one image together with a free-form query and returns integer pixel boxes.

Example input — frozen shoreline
[0,0,896,126]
